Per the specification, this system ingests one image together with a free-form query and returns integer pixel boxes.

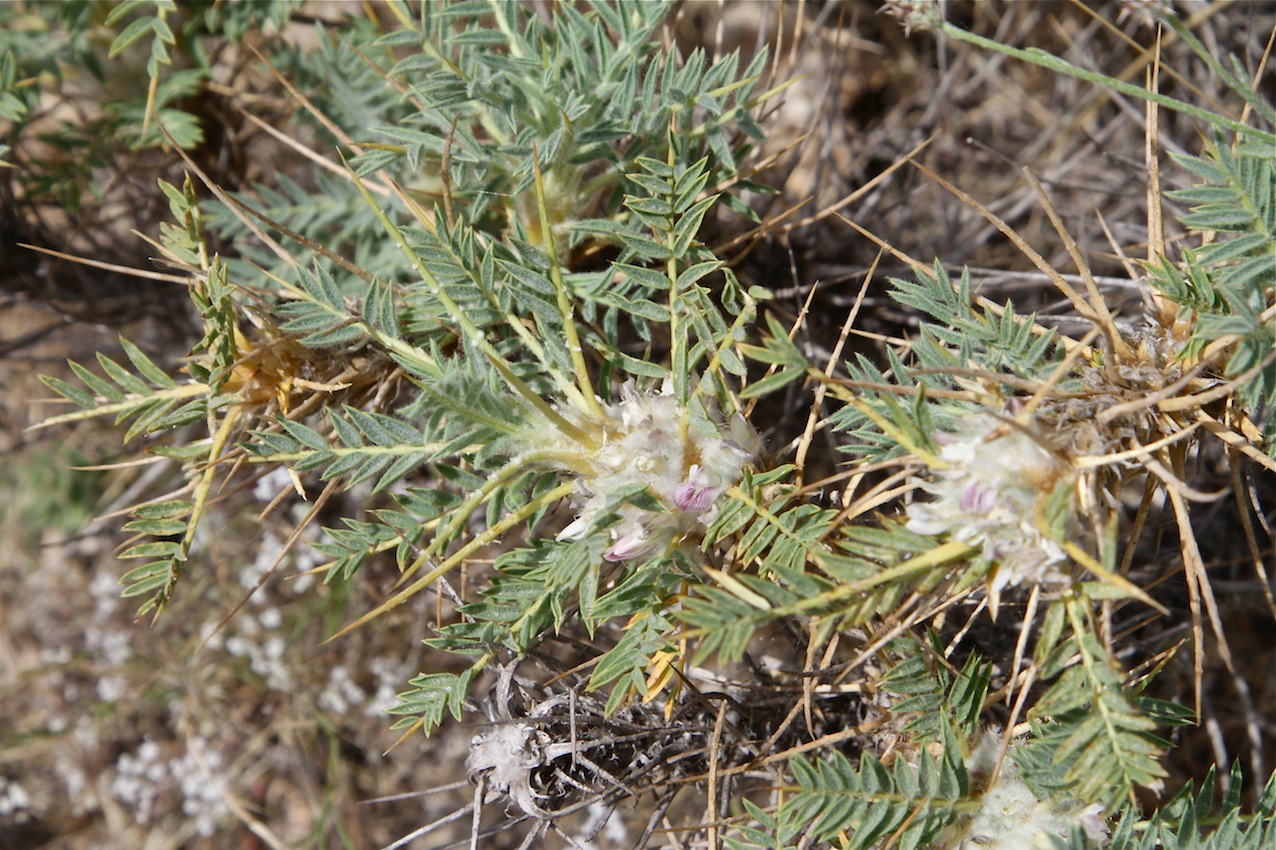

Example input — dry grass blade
[794,250,879,484]
[17,243,193,285]
[905,157,1115,346]
[193,479,338,654]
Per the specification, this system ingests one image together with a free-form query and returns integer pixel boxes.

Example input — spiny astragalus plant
[31,1,1275,847]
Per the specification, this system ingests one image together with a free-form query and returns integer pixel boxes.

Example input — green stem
[773,537,977,618]
[940,22,1276,146]
[664,127,689,413]
[327,481,575,641]
[691,284,753,412]
[341,156,597,447]
[532,149,604,419]
[399,449,568,584]
[464,239,584,411]
[1161,14,1276,129]
[251,441,449,465]
[682,77,798,142]
[254,261,443,382]
[488,0,524,60]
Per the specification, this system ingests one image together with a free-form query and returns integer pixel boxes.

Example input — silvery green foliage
[31,1,1276,847]
[1147,134,1276,454]
[0,1,298,167]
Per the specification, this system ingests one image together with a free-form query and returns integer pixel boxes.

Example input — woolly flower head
[905,415,1073,614]
[942,729,1110,849]
[1116,0,1173,28]
[538,381,760,563]
[879,0,945,36]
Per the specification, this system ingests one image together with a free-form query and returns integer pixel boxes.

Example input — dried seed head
[466,723,553,817]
